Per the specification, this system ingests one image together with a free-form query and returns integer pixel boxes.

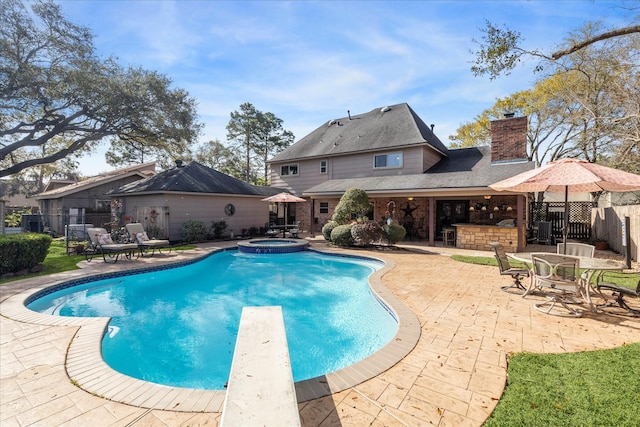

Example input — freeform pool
[27,249,397,390]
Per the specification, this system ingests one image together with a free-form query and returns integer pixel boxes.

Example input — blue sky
[58,0,635,175]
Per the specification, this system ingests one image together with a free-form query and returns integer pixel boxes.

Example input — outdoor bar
[453,194,526,252]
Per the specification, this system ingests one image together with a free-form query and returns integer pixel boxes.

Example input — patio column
[428,197,435,246]
[517,195,526,251]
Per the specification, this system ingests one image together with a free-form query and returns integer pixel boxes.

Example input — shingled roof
[110,161,282,197]
[35,162,156,199]
[269,103,449,162]
[303,146,534,196]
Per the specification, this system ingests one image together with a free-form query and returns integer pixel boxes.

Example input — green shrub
[330,224,354,246]
[0,233,52,274]
[351,222,384,246]
[181,220,208,242]
[322,221,339,241]
[331,188,373,224]
[209,219,228,239]
[384,224,406,244]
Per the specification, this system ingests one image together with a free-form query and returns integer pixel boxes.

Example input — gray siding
[122,194,271,241]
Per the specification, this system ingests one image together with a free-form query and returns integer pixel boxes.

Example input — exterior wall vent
[380,106,391,113]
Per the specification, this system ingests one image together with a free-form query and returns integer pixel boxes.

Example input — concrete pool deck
[1,238,639,426]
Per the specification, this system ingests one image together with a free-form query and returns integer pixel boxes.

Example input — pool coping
[0,246,421,413]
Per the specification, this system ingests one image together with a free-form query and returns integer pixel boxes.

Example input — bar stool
[442,228,456,246]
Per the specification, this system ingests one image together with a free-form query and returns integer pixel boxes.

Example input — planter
[594,241,609,251]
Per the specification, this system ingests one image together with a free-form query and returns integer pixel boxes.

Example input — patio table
[512,252,624,312]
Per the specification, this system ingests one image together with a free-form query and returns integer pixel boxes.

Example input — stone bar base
[453,224,519,252]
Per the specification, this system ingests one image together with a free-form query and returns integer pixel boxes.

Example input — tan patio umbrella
[489,158,640,252]
[261,192,307,227]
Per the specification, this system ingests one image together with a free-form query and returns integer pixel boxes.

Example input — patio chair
[595,271,640,316]
[557,242,595,258]
[530,253,582,317]
[86,227,139,263]
[488,242,530,293]
[125,223,172,256]
[535,221,553,245]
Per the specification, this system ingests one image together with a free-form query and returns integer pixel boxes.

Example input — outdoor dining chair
[488,242,530,294]
[529,253,582,317]
[557,242,595,257]
[595,271,640,316]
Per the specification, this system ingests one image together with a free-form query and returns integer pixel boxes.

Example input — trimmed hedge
[330,224,354,247]
[0,233,52,274]
[321,221,339,241]
[384,224,406,244]
[181,220,208,243]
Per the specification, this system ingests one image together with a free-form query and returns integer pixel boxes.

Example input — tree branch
[551,25,640,59]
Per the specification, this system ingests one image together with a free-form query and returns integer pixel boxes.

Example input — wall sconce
[484,195,492,200]
[407,197,414,201]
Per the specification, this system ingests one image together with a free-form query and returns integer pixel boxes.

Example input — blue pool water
[28,250,397,390]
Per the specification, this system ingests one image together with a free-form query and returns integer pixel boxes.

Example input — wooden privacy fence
[592,205,639,262]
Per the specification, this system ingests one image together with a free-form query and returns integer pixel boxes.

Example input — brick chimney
[491,115,527,162]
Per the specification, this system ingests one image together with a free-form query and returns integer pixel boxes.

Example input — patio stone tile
[16,395,76,426]
[299,394,339,426]
[57,405,120,427]
[407,382,470,416]
[396,393,444,425]
[0,395,32,422]
[350,376,389,401]
[320,399,378,427]
[376,382,410,408]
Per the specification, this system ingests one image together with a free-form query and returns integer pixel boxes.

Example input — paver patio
[1,239,639,426]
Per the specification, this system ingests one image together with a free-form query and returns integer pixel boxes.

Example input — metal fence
[529,202,593,241]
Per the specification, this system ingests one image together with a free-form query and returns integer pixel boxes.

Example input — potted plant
[593,239,609,251]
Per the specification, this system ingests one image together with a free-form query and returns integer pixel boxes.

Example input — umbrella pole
[563,186,569,254]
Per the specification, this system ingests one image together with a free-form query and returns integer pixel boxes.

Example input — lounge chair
[125,223,172,256]
[489,242,530,293]
[86,227,139,263]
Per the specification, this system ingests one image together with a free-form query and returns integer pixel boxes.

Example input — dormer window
[280,164,299,176]
[374,152,402,169]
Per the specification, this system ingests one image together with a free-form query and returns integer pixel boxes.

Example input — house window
[319,202,329,214]
[95,199,111,212]
[280,164,299,176]
[320,160,327,174]
[374,152,403,168]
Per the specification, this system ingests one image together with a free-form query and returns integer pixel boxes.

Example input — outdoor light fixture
[484,195,492,200]
[407,197,414,201]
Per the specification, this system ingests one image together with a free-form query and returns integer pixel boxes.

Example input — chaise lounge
[86,227,139,263]
[125,223,172,256]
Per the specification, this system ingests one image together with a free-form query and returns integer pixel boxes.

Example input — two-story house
[268,103,534,251]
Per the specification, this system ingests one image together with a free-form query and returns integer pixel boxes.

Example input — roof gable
[269,103,449,162]
[35,162,156,199]
[111,161,281,197]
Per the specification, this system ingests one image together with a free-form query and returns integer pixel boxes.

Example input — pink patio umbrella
[261,192,307,229]
[489,158,640,252]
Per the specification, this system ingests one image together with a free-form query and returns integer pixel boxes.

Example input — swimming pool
[27,249,398,390]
